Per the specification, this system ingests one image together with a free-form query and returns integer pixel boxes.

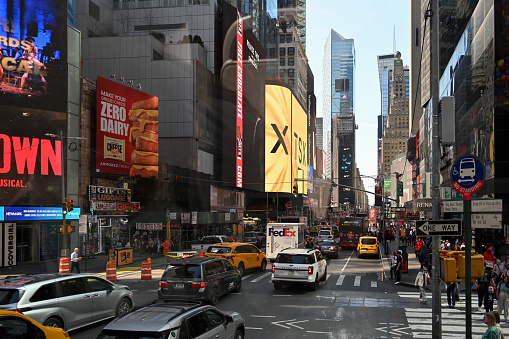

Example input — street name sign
[416,220,462,236]
[471,213,502,229]
[388,207,406,213]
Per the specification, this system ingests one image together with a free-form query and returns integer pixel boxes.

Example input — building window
[280,69,285,77]
[280,58,285,66]
[288,47,295,55]
[90,1,100,21]
[288,79,294,86]
[286,34,292,43]
[288,68,294,77]
[280,35,285,43]
[269,48,275,57]
[280,48,286,56]
[288,57,294,66]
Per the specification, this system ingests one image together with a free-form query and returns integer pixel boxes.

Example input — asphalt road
[69,248,427,339]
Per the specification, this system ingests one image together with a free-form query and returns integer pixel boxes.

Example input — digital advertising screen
[0,0,68,113]
[292,95,308,193]
[0,105,65,206]
[96,76,159,179]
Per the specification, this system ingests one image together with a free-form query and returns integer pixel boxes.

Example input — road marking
[251,315,276,318]
[242,273,254,280]
[336,275,345,285]
[340,251,354,273]
[251,272,271,282]
[306,331,332,334]
[272,319,309,329]
[371,281,377,288]
[326,273,331,281]
[315,318,342,321]
[245,327,263,330]
[273,295,292,297]
[354,276,361,286]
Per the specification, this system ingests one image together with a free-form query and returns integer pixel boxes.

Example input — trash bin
[111,247,134,266]
[399,244,408,273]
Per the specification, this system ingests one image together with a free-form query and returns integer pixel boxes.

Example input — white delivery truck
[266,223,307,260]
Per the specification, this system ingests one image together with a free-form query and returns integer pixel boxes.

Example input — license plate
[174,283,185,289]
[287,271,294,275]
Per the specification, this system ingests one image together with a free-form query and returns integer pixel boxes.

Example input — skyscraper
[322,30,356,208]
[377,54,395,177]
[277,0,306,49]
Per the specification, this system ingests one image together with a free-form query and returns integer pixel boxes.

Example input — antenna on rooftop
[393,25,396,54]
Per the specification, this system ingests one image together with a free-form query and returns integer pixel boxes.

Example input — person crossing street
[70,248,82,273]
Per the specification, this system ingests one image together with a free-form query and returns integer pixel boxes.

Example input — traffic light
[67,199,74,213]
[62,200,68,215]
[439,256,457,283]
[457,254,485,279]
[292,184,298,197]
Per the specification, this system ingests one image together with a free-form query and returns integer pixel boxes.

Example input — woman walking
[497,275,509,321]
[482,312,499,339]
[414,266,430,303]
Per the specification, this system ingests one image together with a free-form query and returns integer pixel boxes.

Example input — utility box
[457,254,485,279]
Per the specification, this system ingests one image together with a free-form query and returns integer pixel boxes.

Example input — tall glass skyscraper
[323,30,356,208]
[377,54,395,176]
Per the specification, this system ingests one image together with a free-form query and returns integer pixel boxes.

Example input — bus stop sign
[451,155,485,197]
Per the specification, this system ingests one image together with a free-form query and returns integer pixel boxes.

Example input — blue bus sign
[451,155,485,197]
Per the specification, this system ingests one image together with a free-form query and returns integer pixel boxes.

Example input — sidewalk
[0,252,169,280]
[381,240,422,287]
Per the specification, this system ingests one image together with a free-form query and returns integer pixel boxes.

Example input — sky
[307,1,410,203]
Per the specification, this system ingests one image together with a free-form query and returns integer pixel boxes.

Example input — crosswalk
[398,291,498,338]
[246,272,379,288]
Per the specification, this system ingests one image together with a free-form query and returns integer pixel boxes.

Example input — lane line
[340,250,354,273]
[354,276,361,286]
[242,273,255,280]
[307,331,332,334]
[336,275,345,285]
[251,315,276,318]
[251,272,271,283]
[326,273,332,281]
[245,327,263,330]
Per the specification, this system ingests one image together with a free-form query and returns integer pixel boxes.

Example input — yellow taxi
[357,236,379,258]
[204,242,267,276]
[0,310,70,338]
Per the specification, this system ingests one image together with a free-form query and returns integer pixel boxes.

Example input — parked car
[357,236,380,258]
[158,257,242,305]
[0,310,69,338]
[271,248,327,291]
[96,300,245,339]
[0,273,134,332]
[242,231,266,248]
[315,239,340,259]
[205,243,267,276]
[191,235,232,252]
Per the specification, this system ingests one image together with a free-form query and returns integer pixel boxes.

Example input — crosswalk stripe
[251,272,271,283]
[354,276,361,287]
[336,275,345,285]
[326,273,332,281]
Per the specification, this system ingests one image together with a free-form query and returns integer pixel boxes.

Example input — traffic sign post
[451,155,485,339]
[415,220,462,236]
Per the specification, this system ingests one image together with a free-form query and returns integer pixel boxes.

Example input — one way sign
[416,220,463,236]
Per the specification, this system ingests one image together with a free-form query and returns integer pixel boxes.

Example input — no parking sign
[451,155,485,199]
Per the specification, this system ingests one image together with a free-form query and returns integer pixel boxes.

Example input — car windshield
[310,231,318,236]
[361,238,377,245]
[165,264,202,279]
[207,247,232,254]
[97,330,167,339]
[0,289,20,305]
[276,254,311,264]
[318,231,331,235]
[244,233,256,237]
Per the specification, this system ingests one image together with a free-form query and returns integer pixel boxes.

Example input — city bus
[337,217,369,249]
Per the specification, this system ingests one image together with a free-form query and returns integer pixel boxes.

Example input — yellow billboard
[265,84,307,193]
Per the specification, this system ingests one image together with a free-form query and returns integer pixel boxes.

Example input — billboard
[0,0,68,113]
[0,105,65,206]
[96,76,159,178]
[220,3,265,192]
[265,83,308,193]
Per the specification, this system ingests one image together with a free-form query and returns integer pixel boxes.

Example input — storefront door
[16,223,32,262]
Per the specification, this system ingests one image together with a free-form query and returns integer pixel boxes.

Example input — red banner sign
[235,10,243,188]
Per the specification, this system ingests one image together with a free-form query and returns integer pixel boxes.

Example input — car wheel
[43,317,63,328]
[237,262,245,276]
[309,275,319,291]
[273,282,283,290]
[116,298,132,318]
[208,288,219,305]
[234,277,242,292]
[235,329,244,339]
[320,267,327,281]
[260,259,267,271]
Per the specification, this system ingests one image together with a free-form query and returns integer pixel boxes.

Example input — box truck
[266,223,306,260]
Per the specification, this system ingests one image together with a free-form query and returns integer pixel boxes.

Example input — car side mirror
[225,314,234,323]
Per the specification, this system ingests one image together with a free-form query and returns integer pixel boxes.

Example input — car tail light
[272,265,275,273]
[328,236,332,239]
[315,246,320,249]
[159,280,168,288]
[332,247,337,251]
[255,237,259,241]
[191,281,208,288]
[308,266,314,275]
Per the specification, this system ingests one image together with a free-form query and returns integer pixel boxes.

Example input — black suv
[158,257,242,305]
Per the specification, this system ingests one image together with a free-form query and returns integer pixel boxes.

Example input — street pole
[60,131,70,258]
[464,197,472,338]
[431,0,442,337]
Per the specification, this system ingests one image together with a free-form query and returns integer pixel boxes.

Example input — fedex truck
[266,223,306,260]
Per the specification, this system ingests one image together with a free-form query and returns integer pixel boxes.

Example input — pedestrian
[446,281,457,308]
[70,248,81,273]
[394,250,403,285]
[485,286,495,312]
[482,311,499,339]
[494,259,505,286]
[390,250,397,280]
[415,266,430,303]
[497,275,509,322]
[484,247,496,269]
[493,311,506,339]
[477,274,490,312]
[419,243,427,268]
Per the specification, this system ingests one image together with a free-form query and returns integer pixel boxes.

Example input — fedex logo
[268,228,296,237]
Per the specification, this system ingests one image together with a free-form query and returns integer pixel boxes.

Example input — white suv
[316,229,333,242]
[271,248,327,291]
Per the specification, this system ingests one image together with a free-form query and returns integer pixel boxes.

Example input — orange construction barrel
[141,258,152,280]
[59,257,70,273]
[106,261,117,281]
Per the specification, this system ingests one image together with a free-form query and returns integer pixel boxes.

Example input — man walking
[70,248,82,273]
[395,250,403,284]
[415,266,430,303]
